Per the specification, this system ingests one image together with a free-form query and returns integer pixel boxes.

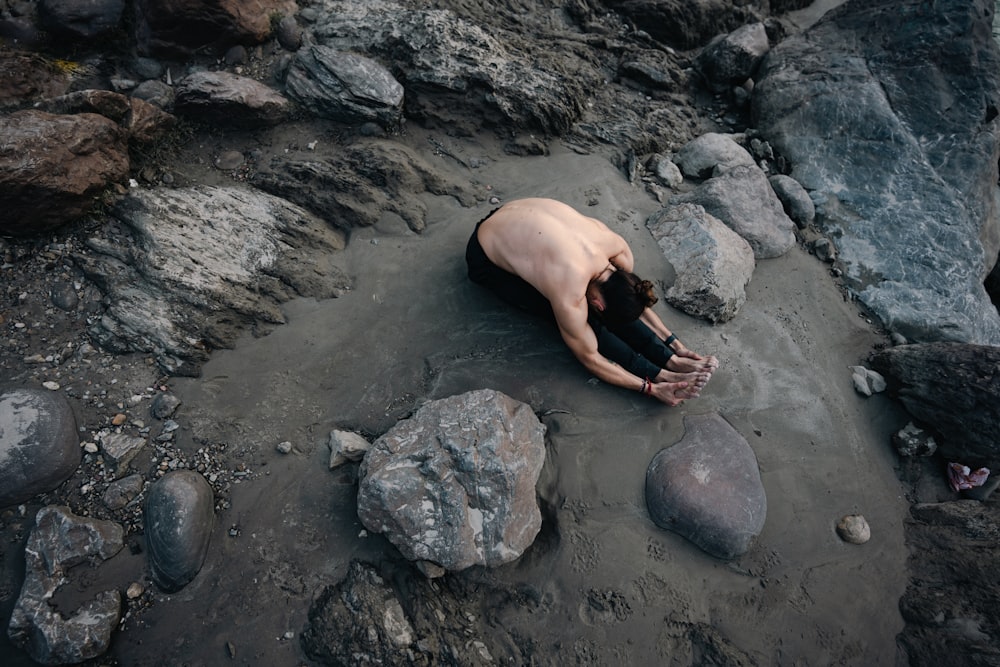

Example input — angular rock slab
[76,184,350,376]
[7,506,124,665]
[174,70,291,127]
[646,413,766,560]
[358,389,546,573]
[0,388,80,508]
[868,342,1000,469]
[144,470,214,592]
[285,44,404,128]
[646,202,755,323]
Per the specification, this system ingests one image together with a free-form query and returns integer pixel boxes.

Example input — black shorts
[465,208,552,316]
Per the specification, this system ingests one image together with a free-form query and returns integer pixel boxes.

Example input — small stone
[836,514,871,544]
[126,582,145,599]
[327,429,371,469]
[214,150,245,170]
[892,422,937,457]
[276,440,292,454]
[112,413,127,426]
[42,381,60,391]
[83,442,99,454]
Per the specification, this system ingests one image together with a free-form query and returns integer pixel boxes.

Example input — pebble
[276,440,292,454]
[214,150,245,170]
[836,514,871,544]
[112,413,127,426]
[42,381,60,390]
[126,582,145,599]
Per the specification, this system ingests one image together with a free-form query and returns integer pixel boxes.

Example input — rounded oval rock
[144,470,215,592]
[836,514,871,544]
[0,388,80,508]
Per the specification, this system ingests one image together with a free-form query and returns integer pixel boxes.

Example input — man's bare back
[469,198,718,406]
[476,198,630,308]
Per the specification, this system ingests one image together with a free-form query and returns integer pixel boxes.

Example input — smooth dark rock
[275,15,302,51]
[0,388,80,508]
[150,392,181,419]
[646,413,766,560]
[49,283,80,311]
[38,0,124,40]
[696,22,770,91]
[144,470,215,592]
[131,79,175,111]
[868,342,1000,469]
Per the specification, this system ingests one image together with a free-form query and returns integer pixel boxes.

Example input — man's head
[590,269,658,325]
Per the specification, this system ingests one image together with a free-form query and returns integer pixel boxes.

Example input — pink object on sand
[947,462,991,492]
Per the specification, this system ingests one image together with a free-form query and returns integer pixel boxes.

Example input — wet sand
[102,137,917,665]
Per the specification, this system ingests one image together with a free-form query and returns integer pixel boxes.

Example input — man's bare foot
[667,353,719,374]
[657,370,711,396]
[649,381,692,406]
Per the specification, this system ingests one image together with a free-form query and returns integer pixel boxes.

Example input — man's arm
[553,298,688,406]
[638,307,704,360]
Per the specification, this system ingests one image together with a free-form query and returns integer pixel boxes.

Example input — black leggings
[466,213,673,380]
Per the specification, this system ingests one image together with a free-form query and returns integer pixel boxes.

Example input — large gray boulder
[671,164,796,259]
[309,0,588,134]
[144,470,215,592]
[646,413,766,560]
[695,22,770,92]
[7,506,123,665]
[285,44,404,129]
[752,0,1000,345]
[75,185,350,376]
[0,110,129,237]
[673,132,756,179]
[868,342,1000,470]
[646,202,755,323]
[357,389,546,574]
[0,388,80,508]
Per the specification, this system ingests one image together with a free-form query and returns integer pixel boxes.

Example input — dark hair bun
[636,279,658,307]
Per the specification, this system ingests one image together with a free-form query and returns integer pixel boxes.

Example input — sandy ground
[54,135,915,665]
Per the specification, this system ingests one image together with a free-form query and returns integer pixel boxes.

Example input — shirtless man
[466,197,718,406]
